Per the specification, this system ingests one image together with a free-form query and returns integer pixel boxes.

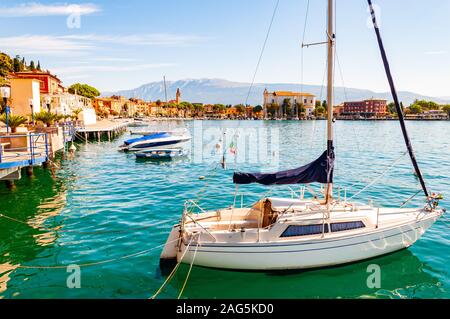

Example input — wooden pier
[76,120,130,142]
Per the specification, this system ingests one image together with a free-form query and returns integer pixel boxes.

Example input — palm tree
[34,111,58,127]
[0,113,27,133]
[71,108,83,121]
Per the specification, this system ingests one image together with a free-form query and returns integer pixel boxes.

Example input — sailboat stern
[159,224,181,270]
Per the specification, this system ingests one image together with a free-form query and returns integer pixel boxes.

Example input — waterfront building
[9,78,41,117]
[263,89,316,118]
[14,71,63,95]
[343,99,387,117]
[93,96,124,116]
[333,103,345,117]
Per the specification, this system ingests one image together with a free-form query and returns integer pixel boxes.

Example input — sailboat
[160,0,445,270]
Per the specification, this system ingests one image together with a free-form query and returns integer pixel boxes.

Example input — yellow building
[263,89,316,118]
[10,78,41,117]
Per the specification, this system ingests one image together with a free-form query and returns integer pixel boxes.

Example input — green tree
[68,83,100,99]
[213,104,226,113]
[37,61,41,71]
[441,105,450,116]
[192,103,204,116]
[322,100,327,109]
[387,102,396,114]
[282,98,292,117]
[409,103,423,114]
[71,108,83,121]
[253,105,263,113]
[234,104,246,115]
[29,60,36,71]
[315,106,326,116]
[267,103,278,118]
[0,53,13,77]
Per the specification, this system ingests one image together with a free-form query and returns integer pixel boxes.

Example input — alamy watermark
[66,264,81,289]
[366,264,381,289]
[66,5,83,29]
[190,122,280,168]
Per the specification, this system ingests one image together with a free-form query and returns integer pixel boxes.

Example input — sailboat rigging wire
[348,151,407,200]
[244,0,280,106]
[367,0,429,199]
[300,0,311,96]
[400,189,423,208]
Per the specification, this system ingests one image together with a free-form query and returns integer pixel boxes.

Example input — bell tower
[176,88,181,104]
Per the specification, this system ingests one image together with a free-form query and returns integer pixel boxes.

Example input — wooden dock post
[5,180,15,190]
[26,166,34,177]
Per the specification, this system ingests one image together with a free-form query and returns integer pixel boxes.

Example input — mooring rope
[150,236,194,299]
[177,236,200,299]
[0,238,179,270]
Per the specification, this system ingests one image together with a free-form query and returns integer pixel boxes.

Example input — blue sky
[1,0,449,96]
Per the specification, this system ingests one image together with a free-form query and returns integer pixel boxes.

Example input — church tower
[176,88,181,104]
[263,88,269,119]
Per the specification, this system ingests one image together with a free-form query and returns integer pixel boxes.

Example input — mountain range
[104,78,450,106]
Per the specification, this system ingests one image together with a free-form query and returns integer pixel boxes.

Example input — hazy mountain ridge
[104,78,450,106]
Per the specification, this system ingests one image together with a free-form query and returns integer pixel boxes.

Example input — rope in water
[150,236,194,299]
[177,238,200,299]
[0,238,179,270]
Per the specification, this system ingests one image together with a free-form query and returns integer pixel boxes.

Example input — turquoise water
[0,120,449,299]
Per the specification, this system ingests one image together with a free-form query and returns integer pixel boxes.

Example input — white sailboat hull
[174,211,440,270]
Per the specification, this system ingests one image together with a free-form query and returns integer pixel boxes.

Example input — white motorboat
[119,131,191,152]
[160,0,445,271]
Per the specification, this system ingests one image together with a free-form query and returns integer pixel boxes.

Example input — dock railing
[0,133,49,169]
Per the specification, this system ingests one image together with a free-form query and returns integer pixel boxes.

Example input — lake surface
[0,120,449,299]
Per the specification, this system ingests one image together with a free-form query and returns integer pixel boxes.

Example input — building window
[280,224,329,237]
[330,221,365,232]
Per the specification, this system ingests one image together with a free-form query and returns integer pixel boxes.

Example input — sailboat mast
[367,0,429,198]
[163,76,168,104]
[325,0,335,202]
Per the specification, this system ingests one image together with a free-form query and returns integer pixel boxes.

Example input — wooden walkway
[76,120,130,142]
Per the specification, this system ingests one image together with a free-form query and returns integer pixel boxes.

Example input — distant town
[1,52,449,128]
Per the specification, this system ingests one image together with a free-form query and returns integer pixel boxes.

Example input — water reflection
[166,249,442,299]
[0,158,69,296]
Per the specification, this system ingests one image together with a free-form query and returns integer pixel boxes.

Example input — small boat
[135,148,187,159]
[119,131,191,152]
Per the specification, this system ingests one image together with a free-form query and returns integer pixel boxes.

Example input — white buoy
[69,143,77,153]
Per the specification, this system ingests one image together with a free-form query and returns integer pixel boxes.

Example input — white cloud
[63,33,208,46]
[52,63,175,75]
[0,33,208,56]
[424,50,447,55]
[0,2,101,17]
[0,35,93,56]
